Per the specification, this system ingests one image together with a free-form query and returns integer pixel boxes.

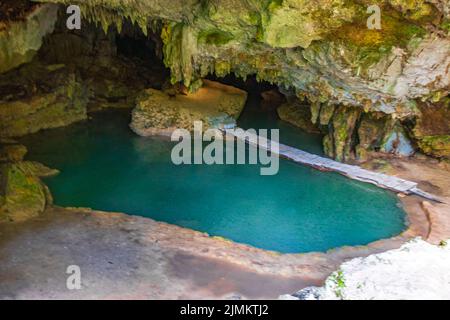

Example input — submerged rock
[130,80,247,136]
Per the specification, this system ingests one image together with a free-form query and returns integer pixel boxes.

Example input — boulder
[0,162,48,222]
[417,135,450,159]
[130,80,247,136]
[0,141,57,222]
[288,239,450,300]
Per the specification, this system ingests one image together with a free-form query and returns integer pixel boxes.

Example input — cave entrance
[33,11,171,111]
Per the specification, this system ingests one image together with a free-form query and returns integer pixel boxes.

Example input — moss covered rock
[0,162,46,222]
[130,80,247,136]
[318,103,336,126]
[325,106,361,162]
[0,140,57,222]
[356,113,392,160]
[417,135,450,158]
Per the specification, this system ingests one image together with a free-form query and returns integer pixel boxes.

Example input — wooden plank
[225,128,443,202]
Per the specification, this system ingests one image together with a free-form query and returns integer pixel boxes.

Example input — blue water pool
[21,107,406,253]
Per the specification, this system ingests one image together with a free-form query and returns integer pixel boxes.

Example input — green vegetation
[198,29,234,45]
[330,270,346,299]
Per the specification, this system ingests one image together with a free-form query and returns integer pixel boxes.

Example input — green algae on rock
[0,140,58,222]
[325,105,361,162]
[0,161,54,223]
[417,135,450,159]
[0,144,27,162]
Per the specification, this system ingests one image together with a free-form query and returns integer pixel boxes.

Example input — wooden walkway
[225,128,443,203]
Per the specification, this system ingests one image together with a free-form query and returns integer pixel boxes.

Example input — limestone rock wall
[32,0,449,159]
[0,0,447,160]
[277,101,321,134]
[0,9,169,138]
[0,63,89,138]
[0,3,58,73]
[37,1,449,112]
[413,99,450,158]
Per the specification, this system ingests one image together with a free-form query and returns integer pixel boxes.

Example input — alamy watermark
[171,121,280,176]
[65,3,381,31]
[66,5,81,30]
[66,265,82,290]
[65,3,382,31]
[367,5,382,30]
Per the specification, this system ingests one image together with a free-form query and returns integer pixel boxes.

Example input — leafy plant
[330,270,346,299]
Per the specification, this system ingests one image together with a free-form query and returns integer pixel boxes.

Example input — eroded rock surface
[277,101,320,134]
[37,0,449,111]
[0,143,58,222]
[0,63,88,138]
[287,238,450,300]
[0,2,58,73]
[0,0,447,159]
[413,99,450,158]
[130,80,247,136]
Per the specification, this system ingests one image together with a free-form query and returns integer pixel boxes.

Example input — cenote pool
[21,106,407,253]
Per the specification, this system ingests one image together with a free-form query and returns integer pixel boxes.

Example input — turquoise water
[21,107,406,253]
[238,95,325,155]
